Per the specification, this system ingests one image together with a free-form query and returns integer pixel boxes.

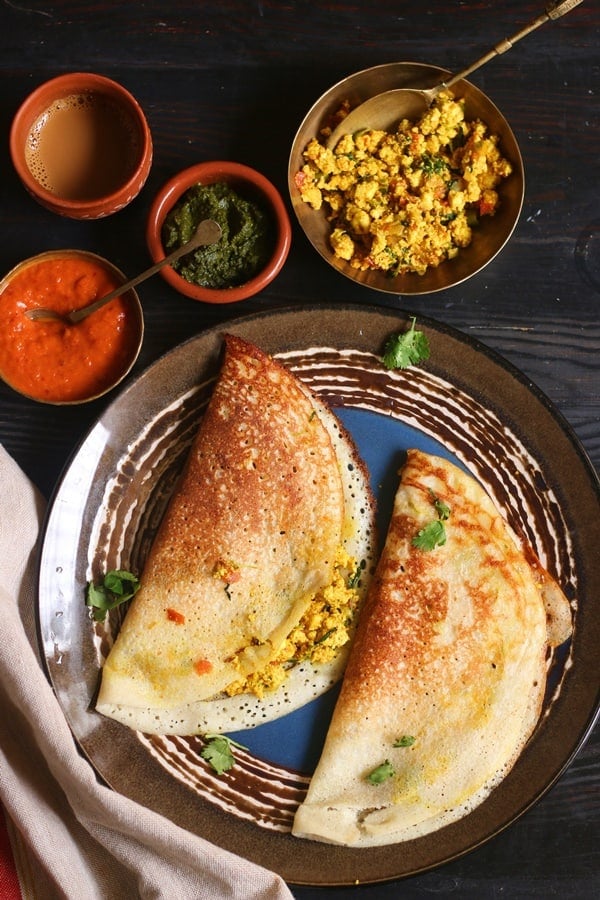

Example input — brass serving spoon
[326,0,583,149]
[25,218,222,325]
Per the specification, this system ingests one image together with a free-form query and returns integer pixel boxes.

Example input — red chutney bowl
[10,72,153,219]
[146,161,292,304]
[0,250,144,405]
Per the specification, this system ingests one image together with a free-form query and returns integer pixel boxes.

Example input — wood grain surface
[0,1,597,897]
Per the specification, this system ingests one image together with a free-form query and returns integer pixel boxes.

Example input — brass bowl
[288,62,524,296]
[0,250,144,404]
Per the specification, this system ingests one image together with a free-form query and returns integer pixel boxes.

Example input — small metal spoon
[326,0,583,148]
[25,218,222,325]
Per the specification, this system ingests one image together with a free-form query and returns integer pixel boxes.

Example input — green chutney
[162,181,274,289]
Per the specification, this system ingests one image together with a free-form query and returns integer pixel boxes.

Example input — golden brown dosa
[292,449,571,846]
[96,335,375,734]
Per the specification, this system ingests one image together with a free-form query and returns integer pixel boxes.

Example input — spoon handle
[67,219,222,324]
[444,0,584,92]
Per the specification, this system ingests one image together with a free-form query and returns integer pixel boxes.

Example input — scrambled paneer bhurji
[294,92,512,276]
[224,549,361,699]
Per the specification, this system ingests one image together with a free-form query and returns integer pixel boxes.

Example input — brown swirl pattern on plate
[86,347,575,833]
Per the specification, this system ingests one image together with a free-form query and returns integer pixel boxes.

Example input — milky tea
[25,92,143,201]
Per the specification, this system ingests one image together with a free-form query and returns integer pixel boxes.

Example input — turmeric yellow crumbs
[225,549,360,699]
[294,91,512,276]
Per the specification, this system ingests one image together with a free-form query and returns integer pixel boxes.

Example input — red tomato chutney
[0,253,142,403]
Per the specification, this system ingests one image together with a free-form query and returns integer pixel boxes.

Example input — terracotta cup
[10,72,153,219]
[146,161,292,304]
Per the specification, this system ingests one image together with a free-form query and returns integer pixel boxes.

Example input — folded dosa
[96,335,375,734]
[293,449,572,846]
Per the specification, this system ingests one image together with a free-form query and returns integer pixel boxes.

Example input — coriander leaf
[393,735,416,748]
[347,563,363,589]
[85,569,140,621]
[104,569,140,594]
[201,734,248,775]
[366,760,396,785]
[420,153,448,176]
[382,317,430,370]
[428,489,451,521]
[201,736,235,774]
[315,626,338,645]
[204,733,248,751]
[86,582,110,619]
[412,520,447,551]
[434,498,451,521]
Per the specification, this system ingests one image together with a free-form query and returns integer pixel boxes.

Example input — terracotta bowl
[288,62,524,296]
[0,250,144,404]
[10,72,153,219]
[146,161,292,304]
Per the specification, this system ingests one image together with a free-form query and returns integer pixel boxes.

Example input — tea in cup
[10,72,153,219]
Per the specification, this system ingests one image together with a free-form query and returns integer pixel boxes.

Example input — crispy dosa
[292,449,572,847]
[96,335,375,734]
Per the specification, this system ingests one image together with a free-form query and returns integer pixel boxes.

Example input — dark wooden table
[0,1,598,897]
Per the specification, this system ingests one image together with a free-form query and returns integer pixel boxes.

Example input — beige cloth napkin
[0,444,293,900]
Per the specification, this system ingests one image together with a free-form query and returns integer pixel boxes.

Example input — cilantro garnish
[412,489,451,551]
[315,626,338,645]
[201,734,249,775]
[382,317,430,370]
[412,519,447,551]
[420,153,448,176]
[366,760,396,785]
[366,738,416,785]
[86,570,140,622]
[347,562,363,589]
[429,489,451,521]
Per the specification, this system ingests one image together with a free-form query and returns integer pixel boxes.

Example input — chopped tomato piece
[194,658,213,676]
[166,607,185,625]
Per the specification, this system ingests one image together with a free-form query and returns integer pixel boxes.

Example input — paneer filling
[295,91,512,276]
[224,549,361,699]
